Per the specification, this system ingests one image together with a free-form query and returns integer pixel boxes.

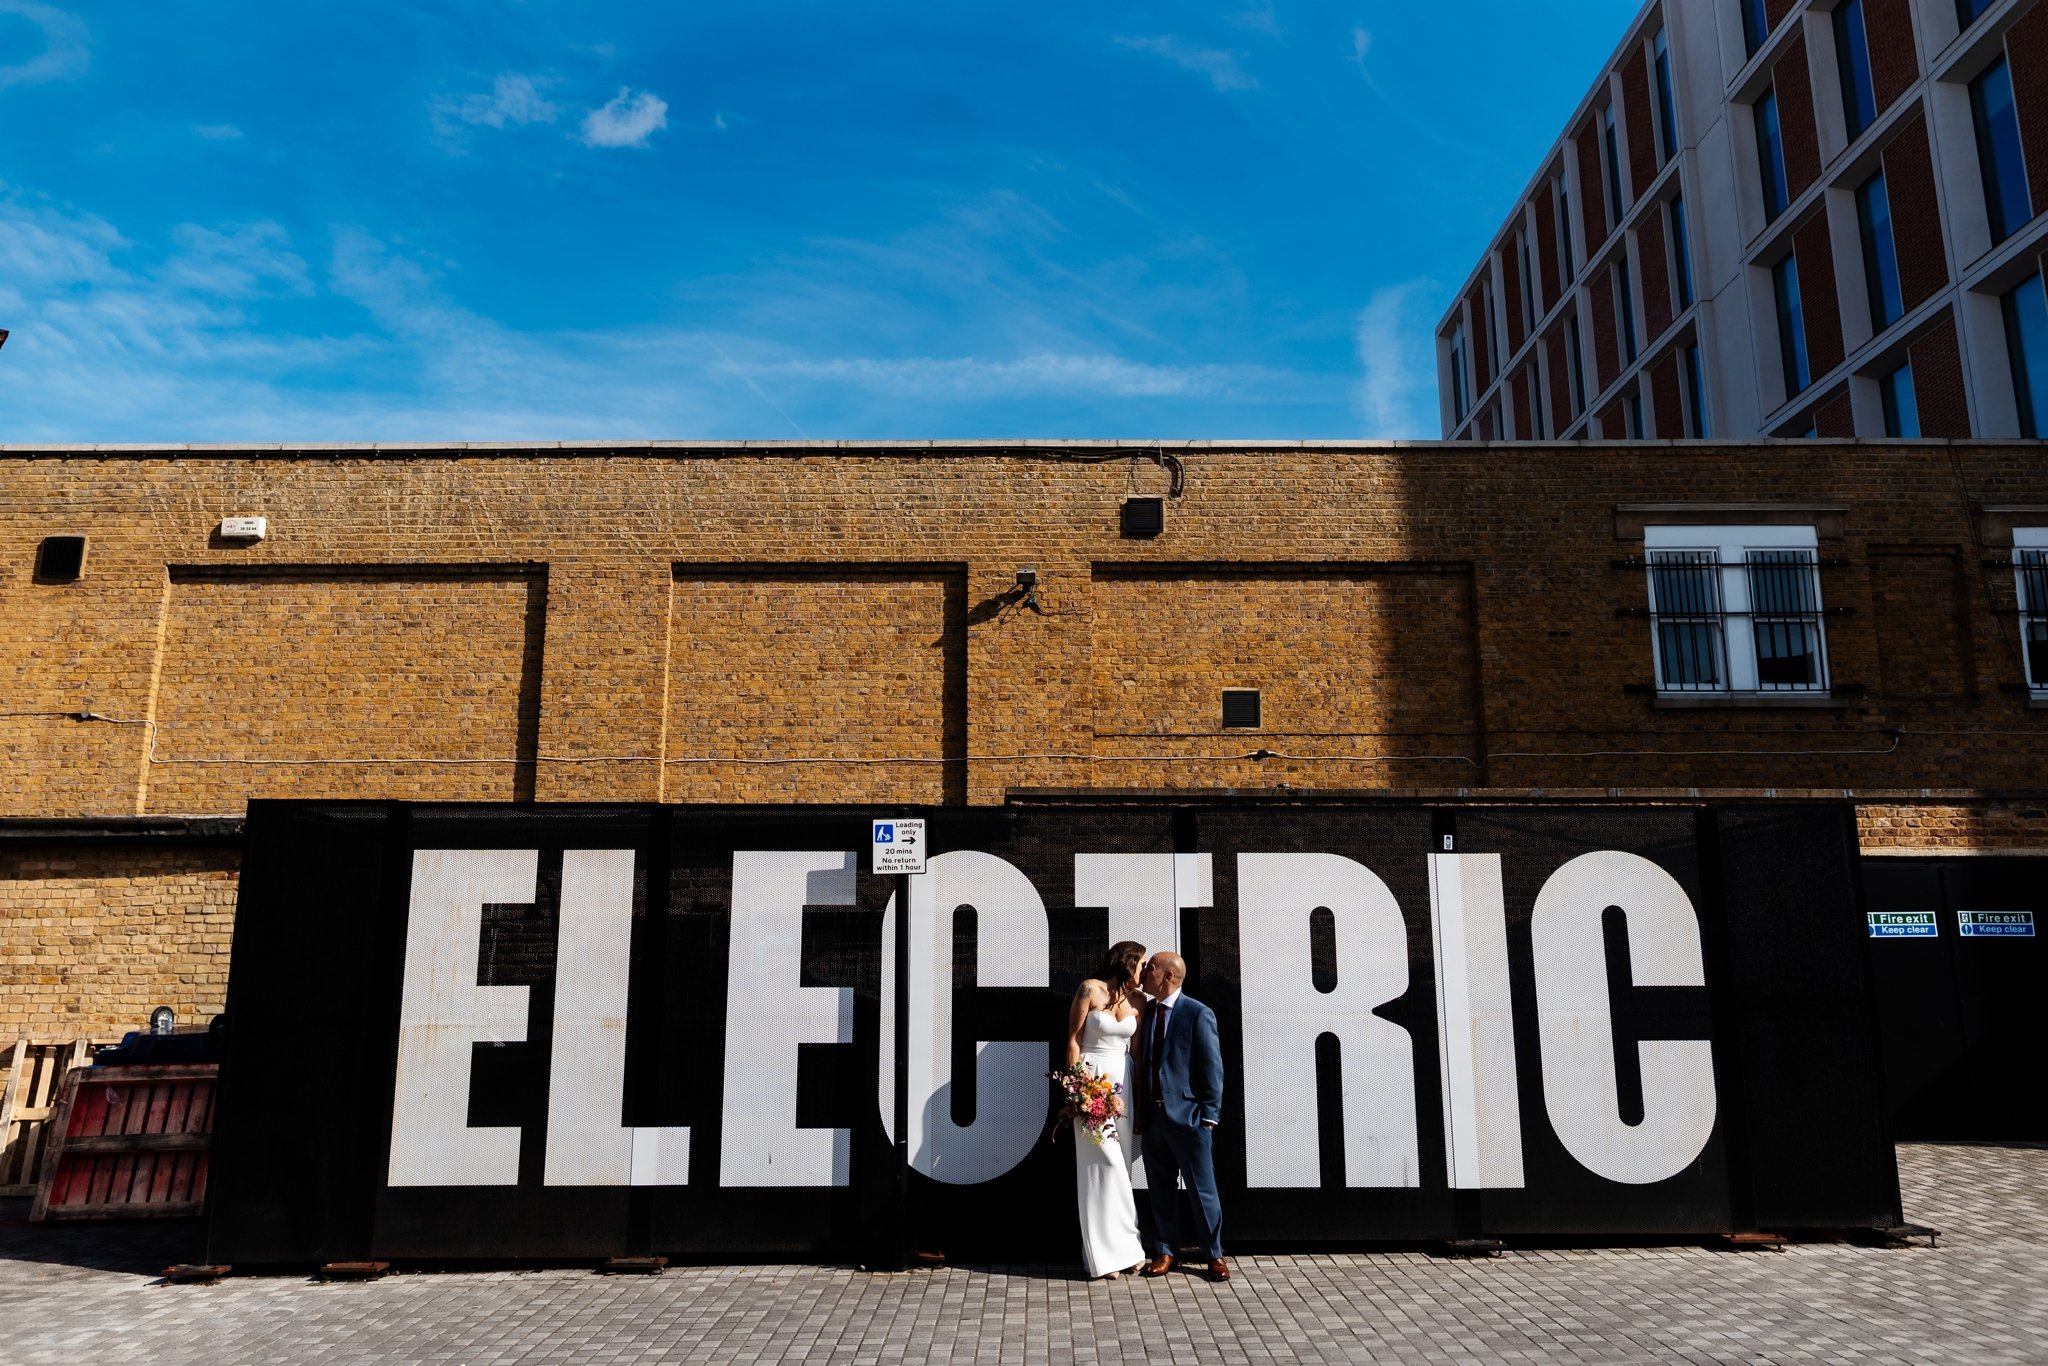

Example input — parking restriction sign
[873,818,926,874]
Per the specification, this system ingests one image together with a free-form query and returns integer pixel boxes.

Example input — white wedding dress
[1073,1009,1146,1278]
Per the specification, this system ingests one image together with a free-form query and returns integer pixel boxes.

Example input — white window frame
[1645,524,1829,696]
[2017,527,2048,700]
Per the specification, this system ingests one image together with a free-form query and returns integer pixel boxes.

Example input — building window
[1856,170,1902,332]
[1684,343,1710,437]
[1482,280,1500,374]
[1558,179,1577,283]
[1518,228,1537,331]
[1566,313,1588,415]
[1617,257,1639,363]
[1646,526,1829,695]
[1670,195,1695,309]
[1774,254,1810,398]
[1755,87,1789,222]
[1450,323,1470,424]
[1971,57,2032,245]
[1603,103,1625,229]
[1879,362,1919,437]
[1654,28,1679,162]
[1957,0,1995,33]
[1742,0,1771,58]
[1834,0,1877,140]
[1626,390,1646,438]
[2016,529,2048,697]
[2004,274,2048,439]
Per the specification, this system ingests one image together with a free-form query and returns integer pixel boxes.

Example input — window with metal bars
[2017,540,2048,696]
[1645,528,1829,695]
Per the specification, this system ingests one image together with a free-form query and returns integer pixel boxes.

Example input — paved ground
[3,1143,2043,1364]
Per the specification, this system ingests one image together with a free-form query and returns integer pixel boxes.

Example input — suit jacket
[1137,993,1224,1132]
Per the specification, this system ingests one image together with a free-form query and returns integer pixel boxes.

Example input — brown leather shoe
[1140,1254,1174,1277]
[1207,1257,1231,1283]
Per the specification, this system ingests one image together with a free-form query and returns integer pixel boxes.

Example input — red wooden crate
[30,1064,217,1222]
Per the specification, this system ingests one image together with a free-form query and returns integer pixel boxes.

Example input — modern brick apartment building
[1,441,2043,1045]
[1437,0,2048,441]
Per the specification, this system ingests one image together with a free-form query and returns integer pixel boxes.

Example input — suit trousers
[1140,1105,1224,1261]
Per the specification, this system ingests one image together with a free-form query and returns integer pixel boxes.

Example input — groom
[1135,951,1228,1283]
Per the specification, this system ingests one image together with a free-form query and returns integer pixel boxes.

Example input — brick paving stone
[2,1144,2044,1364]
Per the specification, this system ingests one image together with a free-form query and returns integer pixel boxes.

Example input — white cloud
[1114,35,1257,92]
[430,73,558,150]
[1352,279,1442,440]
[1351,27,1372,65]
[193,123,243,141]
[741,353,1305,401]
[457,73,558,129]
[0,0,87,89]
[1229,5,1281,37]
[579,87,668,148]
[161,222,311,299]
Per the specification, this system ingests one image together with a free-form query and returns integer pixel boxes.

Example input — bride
[1063,940,1148,1279]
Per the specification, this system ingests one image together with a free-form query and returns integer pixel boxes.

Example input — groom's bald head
[1144,951,1186,995]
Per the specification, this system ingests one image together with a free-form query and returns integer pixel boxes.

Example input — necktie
[1150,1003,1169,1105]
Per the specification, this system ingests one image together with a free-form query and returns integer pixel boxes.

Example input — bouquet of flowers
[1048,1062,1125,1145]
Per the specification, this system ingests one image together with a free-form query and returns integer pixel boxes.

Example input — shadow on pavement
[0,1197,203,1275]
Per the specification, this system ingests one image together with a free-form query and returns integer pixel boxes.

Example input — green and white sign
[1957,910,2036,938]
[1868,911,1940,939]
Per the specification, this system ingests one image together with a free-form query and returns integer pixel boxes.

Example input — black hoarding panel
[206,801,397,1266]
[1863,856,2048,1142]
[1454,808,1729,1237]
[207,801,1900,1265]
[1712,807,1899,1231]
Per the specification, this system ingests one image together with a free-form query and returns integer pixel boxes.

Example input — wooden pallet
[0,1040,101,1198]
[30,1063,217,1222]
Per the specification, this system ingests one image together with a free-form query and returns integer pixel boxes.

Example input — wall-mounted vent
[1221,688,1262,729]
[35,535,85,583]
[1120,497,1165,538]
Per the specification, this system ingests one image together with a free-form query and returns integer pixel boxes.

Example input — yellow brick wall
[0,844,238,1037]
[0,442,2045,1033]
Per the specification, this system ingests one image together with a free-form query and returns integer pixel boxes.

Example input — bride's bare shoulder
[1072,977,1110,1006]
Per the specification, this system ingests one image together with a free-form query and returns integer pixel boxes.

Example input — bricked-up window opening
[1670,195,1695,309]
[1220,689,1261,729]
[34,535,85,582]
[1742,0,1771,57]
[2016,536,2048,696]
[1857,171,1903,332]
[1971,57,2031,245]
[1684,344,1711,437]
[1602,103,1625,230]
[1880,362,1919,437]
[2004,274,2048,439]
[1756,87,1789,221]
[1835,0,1877,140]
[1774,254,1810,399]
[1645,526,1829,696]
[1653,28,1678,163]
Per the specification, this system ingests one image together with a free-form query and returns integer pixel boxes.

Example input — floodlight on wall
[1014,568,1037,591]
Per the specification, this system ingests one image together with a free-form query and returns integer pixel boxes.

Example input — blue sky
[0,0,1640,442]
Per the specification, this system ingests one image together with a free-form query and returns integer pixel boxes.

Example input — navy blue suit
[1137,992,1225,1261]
